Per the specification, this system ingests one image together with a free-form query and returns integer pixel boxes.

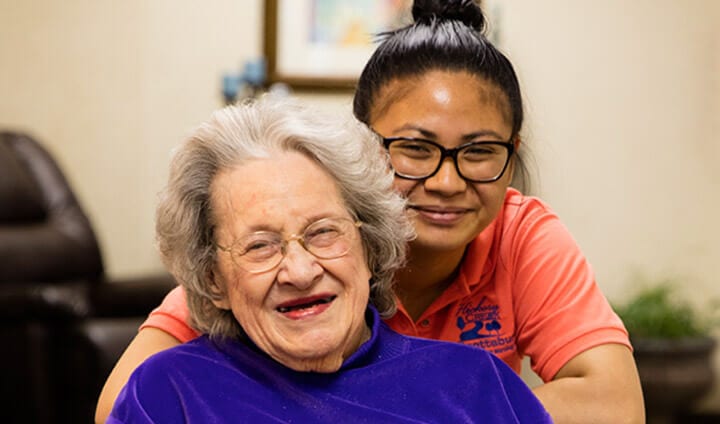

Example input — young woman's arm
[533,343,644,424]
[96,286,197,423]
[503,196,644,423]
[95,327,182,423]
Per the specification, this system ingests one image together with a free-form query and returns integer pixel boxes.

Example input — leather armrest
[0,274,176,320]
[90,273,177,317]
[0,280,91,320]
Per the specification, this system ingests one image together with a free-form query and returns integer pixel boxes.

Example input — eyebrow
[389,124,507,141]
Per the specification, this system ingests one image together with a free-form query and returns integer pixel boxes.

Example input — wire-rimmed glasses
[216,217,362,274]
[382,137,515,183]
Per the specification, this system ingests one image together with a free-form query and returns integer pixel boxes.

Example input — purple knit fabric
[109,307,551,423]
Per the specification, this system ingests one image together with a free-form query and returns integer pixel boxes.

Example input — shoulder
[501,188,559,229]
[382,323,499,364]
[118,337,258,402]
[130,337,209,379]
[384,329,551,420]
[377,323,512,382]
[110,338,221,422]
[496,188,580,258]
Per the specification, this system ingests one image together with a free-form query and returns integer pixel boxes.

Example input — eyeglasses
[216,217,362,274]
[382,137,515,183]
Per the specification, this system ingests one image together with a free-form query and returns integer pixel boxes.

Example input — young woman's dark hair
[353,0,531,192]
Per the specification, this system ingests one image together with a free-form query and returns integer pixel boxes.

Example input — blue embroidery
[456,297,514,354]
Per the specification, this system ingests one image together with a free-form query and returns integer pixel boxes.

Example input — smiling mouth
[409,204,469,213]
[408,205,470,223]
[276,296,337,313]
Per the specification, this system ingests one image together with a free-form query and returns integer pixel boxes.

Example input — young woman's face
[370,71,515,255]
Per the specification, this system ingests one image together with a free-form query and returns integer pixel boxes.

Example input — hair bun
[411,0,486,32]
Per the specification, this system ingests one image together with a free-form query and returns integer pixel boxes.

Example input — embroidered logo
[456,296,514,355]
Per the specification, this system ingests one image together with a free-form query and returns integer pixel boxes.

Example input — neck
[271,323,371,373]
[394,245,466,321]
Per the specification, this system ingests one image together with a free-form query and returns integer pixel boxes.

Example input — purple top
[110,307,552,423]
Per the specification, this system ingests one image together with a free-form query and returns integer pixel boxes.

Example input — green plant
[613,282,718,339]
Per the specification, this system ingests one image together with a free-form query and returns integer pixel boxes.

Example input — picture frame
[263,0,411,90]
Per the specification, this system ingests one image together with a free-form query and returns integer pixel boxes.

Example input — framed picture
[264,0,411,90]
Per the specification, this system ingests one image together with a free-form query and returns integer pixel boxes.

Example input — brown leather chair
[0,131,176,423]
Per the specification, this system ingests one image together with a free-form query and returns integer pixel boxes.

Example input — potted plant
[614,280,719,423]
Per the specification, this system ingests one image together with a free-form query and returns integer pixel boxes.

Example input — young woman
[97,1,644,422]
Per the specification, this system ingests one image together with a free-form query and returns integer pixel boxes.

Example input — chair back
[0,131,103,283]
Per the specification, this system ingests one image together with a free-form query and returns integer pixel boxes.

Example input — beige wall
[505,0,720,299]
[1,0,264,276]
[2,0,719,411]
[502,0,720,409]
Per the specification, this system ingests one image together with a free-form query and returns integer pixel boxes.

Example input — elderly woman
[108,96,551,423]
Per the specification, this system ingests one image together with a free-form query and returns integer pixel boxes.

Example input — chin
[284,330,345,358]
[412,232,473,253]
[414,222,484,250]
[275,339,346,373]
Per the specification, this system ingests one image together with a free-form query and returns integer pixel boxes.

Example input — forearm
[531,345,645,424]
[95,328,182,424]
[533,376,644,424]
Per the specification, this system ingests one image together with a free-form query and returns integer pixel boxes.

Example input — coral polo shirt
[142,188,630,382]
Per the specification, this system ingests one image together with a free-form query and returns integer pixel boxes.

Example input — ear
[513,134,522,150]
[207,268,232,310]
[211,295,231,310]
[506,135,521,182]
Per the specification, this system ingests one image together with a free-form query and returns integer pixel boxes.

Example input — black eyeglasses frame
[382,136,515,183]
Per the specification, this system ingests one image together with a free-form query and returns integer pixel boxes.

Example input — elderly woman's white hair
[155,95,414,340]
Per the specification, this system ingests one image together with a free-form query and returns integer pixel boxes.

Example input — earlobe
[207,268,231,310]
[212,297,231,310]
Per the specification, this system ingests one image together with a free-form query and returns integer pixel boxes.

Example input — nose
[276,240,323,289]
[423,157,467,195]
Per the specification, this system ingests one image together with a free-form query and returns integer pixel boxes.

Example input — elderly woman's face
[210,150,372,372]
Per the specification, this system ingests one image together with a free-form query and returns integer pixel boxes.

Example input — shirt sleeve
[505,198,630,381]
[140,285,200,342]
